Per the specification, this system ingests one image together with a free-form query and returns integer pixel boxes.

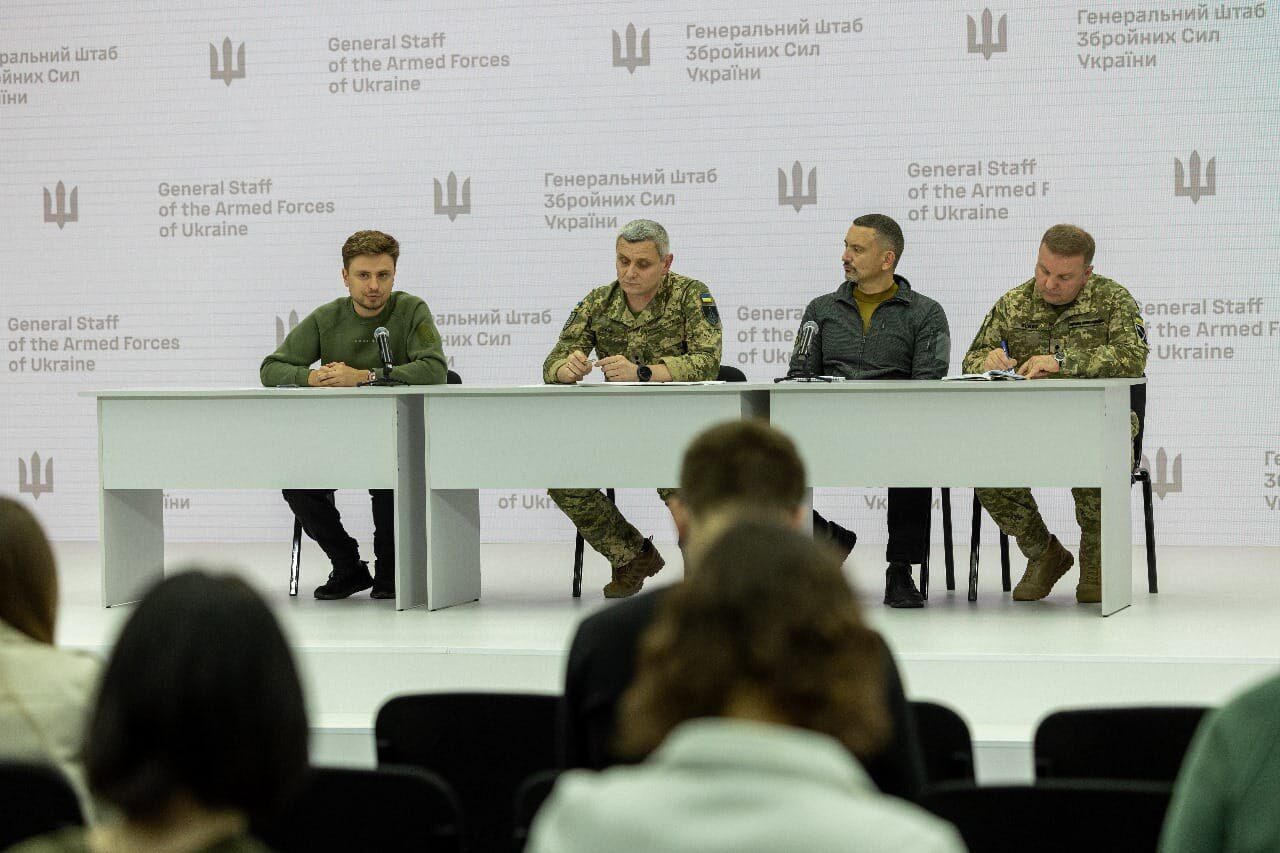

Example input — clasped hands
[982,348,1060,379]
[308,362,368,387]
[557,350,641,383]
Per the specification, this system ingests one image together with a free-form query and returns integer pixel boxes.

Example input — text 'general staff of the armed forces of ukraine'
[543,219,723,599]
[787,214,951,610]
[964,224,1148,604]
[260,230,448,602]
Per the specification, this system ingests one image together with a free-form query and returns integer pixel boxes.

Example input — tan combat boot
[1012,535,1074,601]
[603,538,665,599]
[1076,552,1101,603]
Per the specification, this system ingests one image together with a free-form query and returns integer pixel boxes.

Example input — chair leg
[920,556,929,600]
[572,489,617,599]
[942,488,955,591]
[572,534,584,598]
[1142,474,1157,593]
[1000,533,1011,592]
[968,492,981,602]
[289,517,302,597]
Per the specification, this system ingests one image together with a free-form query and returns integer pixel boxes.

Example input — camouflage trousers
[976,412,1139,571]
[549,488,678,568]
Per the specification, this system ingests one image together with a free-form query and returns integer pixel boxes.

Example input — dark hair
[852,213,905,268]
[85,571,308,821]
[0,496,58,644]
[341,229,400,269]
[678,420,805,519]
[1041,223,1095,265]
[617,521,889,760]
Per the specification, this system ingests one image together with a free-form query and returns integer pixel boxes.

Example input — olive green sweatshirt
[1160,673,1280,852]
[260,292,447,387]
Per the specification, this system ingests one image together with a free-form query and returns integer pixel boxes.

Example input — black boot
[314,560,373,600]
[884,562,924,609]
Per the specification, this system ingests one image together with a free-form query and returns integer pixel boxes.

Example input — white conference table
[88,378,1141,616]
[84,387,429,609]
[769,378,1142,616]
[419,383,767,609]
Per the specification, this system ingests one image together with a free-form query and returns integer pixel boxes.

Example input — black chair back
[923,780,1172,853]
[911,700,976,784]
[511,769,560,852]
[716,364,747,382]
[1130,379,1147,463]
[1034,706,1208,782]
[257,765,461,853]
[446,369,462,385]
[376,692,559,853]
[0,760,84,850]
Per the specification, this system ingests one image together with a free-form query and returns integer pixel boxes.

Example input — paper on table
[941,369,1027,381]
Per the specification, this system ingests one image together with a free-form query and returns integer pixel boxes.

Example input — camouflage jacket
[543,272,723,383]
[961,274,1148,377]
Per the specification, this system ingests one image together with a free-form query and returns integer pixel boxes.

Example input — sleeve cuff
[545,358,568,384]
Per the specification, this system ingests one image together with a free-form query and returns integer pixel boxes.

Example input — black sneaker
[370,562,395,600]
[884,562,924,609]
[314,560,373,600]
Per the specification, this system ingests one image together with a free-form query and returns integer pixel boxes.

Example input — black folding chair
[923,780,1173,853]
[288,369,461,595]
[376,692,559,853]
[1034,706,1209,782]
[911,700,975,785]
[570,364,746,597]
[965,381,1156,599]
[257,765,461,853]
[512,769,560,853]
[0,760,84,850]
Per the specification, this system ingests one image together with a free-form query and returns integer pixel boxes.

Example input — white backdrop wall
[2,1,1277,551]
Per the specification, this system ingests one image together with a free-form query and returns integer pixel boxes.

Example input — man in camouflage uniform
[963,224,1148,604]
[543,219,722,598]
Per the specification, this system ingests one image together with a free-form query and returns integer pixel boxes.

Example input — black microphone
[373,326,394,377]
[794,319,818,364]
[775,320,821,383]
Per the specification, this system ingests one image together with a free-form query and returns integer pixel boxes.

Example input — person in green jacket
[1160,673,1280,853]
[260,230,447,600]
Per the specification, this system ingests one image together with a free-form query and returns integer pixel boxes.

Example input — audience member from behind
[10,571,308,853]
[0,497,100,817]
[531,522,963,853]
[1160,672,1280,852]
[559,420,927,801]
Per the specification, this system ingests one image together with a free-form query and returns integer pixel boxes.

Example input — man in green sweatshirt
[260,230,448,600]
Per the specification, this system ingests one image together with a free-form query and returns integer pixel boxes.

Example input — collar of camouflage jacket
[606,273,675,326]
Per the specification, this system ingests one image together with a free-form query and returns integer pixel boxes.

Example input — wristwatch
[1052,349,1066,367]
[636,364,652,383]
[366,369,377,384]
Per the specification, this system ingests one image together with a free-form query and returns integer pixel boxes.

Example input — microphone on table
[361,326,406,386]
[776,320,830,382]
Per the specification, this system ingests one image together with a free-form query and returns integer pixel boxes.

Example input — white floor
[52,539,1280,784]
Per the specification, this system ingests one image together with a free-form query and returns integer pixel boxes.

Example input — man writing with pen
[962,224,1149,603]
[542,219,723,599]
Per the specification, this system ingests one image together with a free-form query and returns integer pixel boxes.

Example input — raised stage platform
[52,540,1280,784]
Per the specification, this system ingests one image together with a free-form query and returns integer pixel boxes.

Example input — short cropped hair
[617,521,889,759]
[677,420,805,520]
[1041,223,1095,265]
[617,219,670,258]
[852,213,905,268]
[342,229,400,269]
[85,571,308,822]
[0,497,58,644]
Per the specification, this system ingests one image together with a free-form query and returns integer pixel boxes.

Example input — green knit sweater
[260,292,447,387]
[1160,673,1280,852]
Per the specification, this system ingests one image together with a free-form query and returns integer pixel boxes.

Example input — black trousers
[282,489,394,574]
[814,487,932,564]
